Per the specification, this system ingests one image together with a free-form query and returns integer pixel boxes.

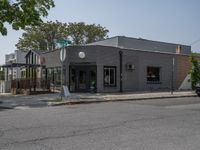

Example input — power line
[190,38,200,46]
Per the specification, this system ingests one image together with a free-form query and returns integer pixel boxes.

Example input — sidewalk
[49,91,197,105]
[0,91,197,109]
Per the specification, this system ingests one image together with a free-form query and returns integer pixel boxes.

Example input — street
[1,97,200,150]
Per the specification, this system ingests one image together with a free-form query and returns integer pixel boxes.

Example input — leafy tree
[189,54,200,89]
[16,21,109,51]
[0,0,55,35]
[85,24,109,44]
[67,22,85,45]
[16,21,68,51]
[67,22,109,45]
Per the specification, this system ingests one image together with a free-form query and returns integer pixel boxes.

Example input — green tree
[189,54,200,89]
[16,21,68,51]
[67,22,85,45]
[16,21,109,51]
[0,0,55,35]
[85,24,109,44]
[67,22,109,45]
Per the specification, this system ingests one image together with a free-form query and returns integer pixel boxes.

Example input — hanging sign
[60,48,66,62]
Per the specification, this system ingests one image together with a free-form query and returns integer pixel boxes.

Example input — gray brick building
[36,36,191,93]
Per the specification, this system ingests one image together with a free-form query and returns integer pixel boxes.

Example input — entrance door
[77,70,87,91]
[69,65,96,92]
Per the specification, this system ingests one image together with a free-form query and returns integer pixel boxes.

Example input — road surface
[0,97,200,150]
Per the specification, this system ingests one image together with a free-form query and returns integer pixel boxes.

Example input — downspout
[119,51,123,92]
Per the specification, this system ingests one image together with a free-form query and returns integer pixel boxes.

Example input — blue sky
[0,0,200,64]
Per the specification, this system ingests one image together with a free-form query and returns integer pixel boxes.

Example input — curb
[50,94,197,106]
[0,106,13,110]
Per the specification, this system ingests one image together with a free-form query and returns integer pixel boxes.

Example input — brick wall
[176,55,191,88]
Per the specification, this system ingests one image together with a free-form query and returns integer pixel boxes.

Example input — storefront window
[104,66,116,87]
[47,67,61,86]
[147,67,161,83]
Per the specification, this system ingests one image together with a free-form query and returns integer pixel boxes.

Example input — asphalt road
[0,97,200,150]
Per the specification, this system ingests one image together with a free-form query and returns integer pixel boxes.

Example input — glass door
[77,70,87,91]
[69,65,96,92]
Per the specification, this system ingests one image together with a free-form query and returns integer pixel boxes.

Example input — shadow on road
[0,106,13,111]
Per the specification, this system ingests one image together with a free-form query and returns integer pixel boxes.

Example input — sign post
[57,38,72,99]
[60,48,66,99]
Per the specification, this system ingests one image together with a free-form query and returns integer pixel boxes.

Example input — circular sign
[60,48,66,62]
[78,52,85,59]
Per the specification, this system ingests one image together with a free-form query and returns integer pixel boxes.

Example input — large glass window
[104,66,116,87]
[21,70,26,79]
[47,67,61,86]
[147,66,161,83]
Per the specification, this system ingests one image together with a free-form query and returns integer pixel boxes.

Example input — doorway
[69,65,97,92]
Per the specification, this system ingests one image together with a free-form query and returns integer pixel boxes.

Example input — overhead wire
[190,38,200,46]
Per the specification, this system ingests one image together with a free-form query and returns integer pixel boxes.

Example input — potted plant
[90,81,96,93]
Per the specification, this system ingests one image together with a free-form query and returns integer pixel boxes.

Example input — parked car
[195,83,200,96]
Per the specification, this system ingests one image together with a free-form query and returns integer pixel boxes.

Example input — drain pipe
[119,51,123,92]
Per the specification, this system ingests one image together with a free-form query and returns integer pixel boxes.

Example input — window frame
[146,66,161,84]
[47,67,61,86]
[103,66,117,87]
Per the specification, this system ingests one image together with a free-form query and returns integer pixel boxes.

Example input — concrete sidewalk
[0,91,197,109]
[50,91,197,105]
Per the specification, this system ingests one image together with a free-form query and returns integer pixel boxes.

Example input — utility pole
[171,57,175,94]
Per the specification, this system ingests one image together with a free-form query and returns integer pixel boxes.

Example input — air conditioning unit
[126,63,135,71]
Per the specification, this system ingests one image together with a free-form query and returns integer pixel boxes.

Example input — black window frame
[47,67,61,86]
[146,66,161,84]
[103,66,117,87]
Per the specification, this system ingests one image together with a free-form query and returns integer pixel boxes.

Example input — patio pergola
[0,63,51,95]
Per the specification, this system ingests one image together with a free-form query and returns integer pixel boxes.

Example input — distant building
[4,50,27,80]
[0,50,27,93]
